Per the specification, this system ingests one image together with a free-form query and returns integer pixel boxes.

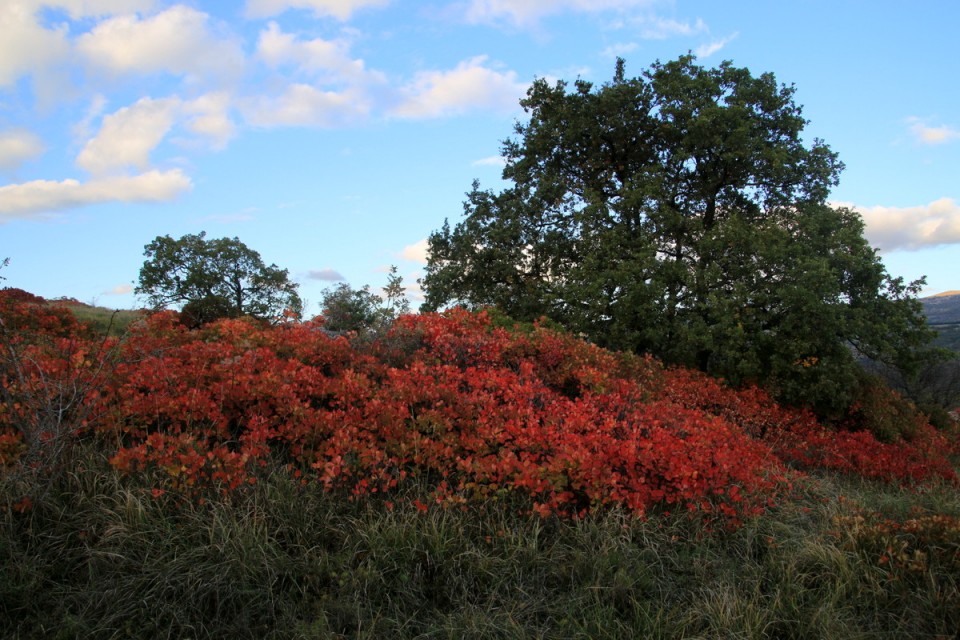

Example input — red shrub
[661,367,958,485]
[3,294,955,522]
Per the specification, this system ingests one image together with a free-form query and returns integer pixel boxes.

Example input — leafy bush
[1,294,956,525]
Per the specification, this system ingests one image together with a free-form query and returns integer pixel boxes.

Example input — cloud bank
[245,0,390,20]
[0,170,192,221]
[399,239,429,264]
[392,57,527,119]
[0,2,70,86]
[76,97,180,175]
[843,198,960,252]
[1,2,540,218]
[696,32,738,57]
[103,284,134,295]
[307,268,346,281]
[465,0,654,26]
[76,6,244,81]
[0,129,45,172]
[908,117,960,145]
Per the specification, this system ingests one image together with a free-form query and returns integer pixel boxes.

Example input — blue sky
[2,0,958,313]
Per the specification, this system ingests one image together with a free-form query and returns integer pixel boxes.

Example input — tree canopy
[319,266,410,334]
[136,232,302,325]
[421,55,934,416]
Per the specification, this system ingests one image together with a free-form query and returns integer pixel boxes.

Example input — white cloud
[74,93,234,167]
[76,6,244,82]
[374,265,424,302]
[103,283,134,295]
[402,273,425,302]
[242,84,368,127]
[0,2,70,86]
[248,23,387,128]
[76,97,180,175]
[0,1,159,97]
[245,0,390,20]
[640,17,707,40]
[183,93,236,150]
[839,197,960,252]
[465,0,654,26]
[256,21,382,85]
[399,239,429,264]
[472,155,506,167]
[392,56,527,119]
[0,170,192,221]
[908,117,960,145]
[695,31,738,57]
[72,94,109,142]
[0,129,45,171]
[48,0,156,19]
[602,42,638,58]
[307,268,346,281]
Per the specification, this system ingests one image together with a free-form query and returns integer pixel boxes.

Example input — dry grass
[2,447,958,639]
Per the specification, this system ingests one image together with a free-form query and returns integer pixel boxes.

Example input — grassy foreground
[2,447,958,639]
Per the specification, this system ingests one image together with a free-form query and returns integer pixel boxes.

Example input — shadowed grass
[2,447,958,639]
[56,301,146,338]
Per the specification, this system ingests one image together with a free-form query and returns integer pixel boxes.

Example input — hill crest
[921,290,960,327]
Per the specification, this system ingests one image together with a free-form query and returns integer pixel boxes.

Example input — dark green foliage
[422,55,935,416]
[318,283,383,333]
[136,232,302,323]
[845,371,925,443]
[180,295,240,328]
[930,323,960,352]
[865,346,960,426]
[319,266,410,334]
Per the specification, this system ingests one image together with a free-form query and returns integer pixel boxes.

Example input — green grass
[54,300,147,337]
[3,447,958,640]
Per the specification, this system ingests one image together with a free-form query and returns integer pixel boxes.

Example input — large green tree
[136,232,302,324]
[422,56,934,415]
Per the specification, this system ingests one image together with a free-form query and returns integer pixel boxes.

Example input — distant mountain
[921,291,960,325]
[920,291,960,353]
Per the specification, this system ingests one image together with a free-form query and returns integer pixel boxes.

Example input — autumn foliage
[1,290,956,523]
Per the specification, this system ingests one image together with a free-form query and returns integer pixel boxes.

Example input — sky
[1,0,958,314]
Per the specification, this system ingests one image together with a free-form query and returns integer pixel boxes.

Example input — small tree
[319,284,382,333]
[0,289,120,485]
[319,266,410,334]
[136,232,302,324]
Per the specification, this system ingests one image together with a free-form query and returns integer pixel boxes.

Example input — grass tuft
[2,447,958,639]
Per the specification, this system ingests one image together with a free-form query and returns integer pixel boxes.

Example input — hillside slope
[922,291,960,352]
[922,290,960,324]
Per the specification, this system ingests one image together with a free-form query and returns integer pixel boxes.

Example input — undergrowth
[3,293,959,638]
[2,446,958,639]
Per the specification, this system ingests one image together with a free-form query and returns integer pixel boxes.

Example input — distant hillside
[52,298,147,337]
[1,287,146,337]
[921,291,960,325]
[921,291,960,352]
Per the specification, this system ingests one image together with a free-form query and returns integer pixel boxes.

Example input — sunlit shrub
[2,294,956,524]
